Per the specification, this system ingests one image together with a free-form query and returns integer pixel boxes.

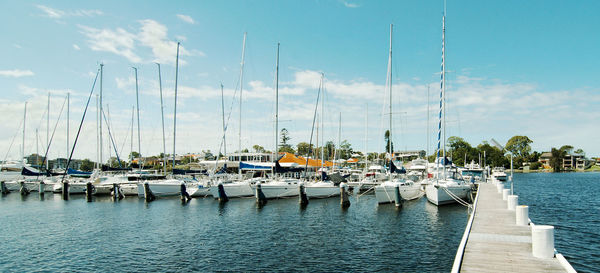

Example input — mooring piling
[217,182,228,203]
[85,182,93,202]
[19,181,30,196]
[394,184,402,208]
[340,182,350,208]
[143,182,155,202]
[299,182,308,206]
[62,182,69,200]
[1,181,10,194]
[112,183,123,201]
[255,182,267,206]
[38,181,45,195]
[180,183,191,203]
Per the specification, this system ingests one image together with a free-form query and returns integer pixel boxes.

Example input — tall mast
[46,93,50,169]
[107,104,111,160]
[133,67,141,169]
[22,102,26,166]
[436,1,447,180]
[157,63,167,174]
[387,24,393,181]
[320,73,324,174]
[238,33,247,176]
[99,63,103,165]
[334,112,341,169]
[273,42,280,177]
[221,83,227,160]
[364,103,368,172]
[67,92,70,160]
[173,42,180,171]
[427,84,430,158]
[130,106,134,165]
[96,94,99,169]
[36,129,38,166]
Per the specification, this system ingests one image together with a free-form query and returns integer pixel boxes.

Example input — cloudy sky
[1,0,599,164]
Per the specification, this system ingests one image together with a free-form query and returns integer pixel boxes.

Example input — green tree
[325,141,335,160]
[447,136,478,167]
[506,136,533,167]
[278,128,295,153]
[384,130,393,154]
[296,142,313,156]
[253,144,266,153]
[574,148,585,156]
[129,151,140,161]
[80,159,94,172]
[338,140,353,159]
[477,142,509,168]
[550,147,566,172]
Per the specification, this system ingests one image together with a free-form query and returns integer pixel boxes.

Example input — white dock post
[507,195,518,210]
[502,189,510,200]
[532,225,555,258]
[516,205,529,226]
[496,183,503,193]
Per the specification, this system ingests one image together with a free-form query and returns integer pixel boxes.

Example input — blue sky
[1,0,599,163]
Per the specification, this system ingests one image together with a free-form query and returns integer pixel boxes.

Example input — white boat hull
[187,184,211,197]
[254,179,300,199]
[425,183,471,206]
[304,182,339,198]
[374,182,422,204]
[136,180,184,197]
[209,181,254,198]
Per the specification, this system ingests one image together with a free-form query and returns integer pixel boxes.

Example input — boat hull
[304,182,340,198]
[374,182,422,204]
[209,181,254,198]
[136,180,184,197]
[425,183,471,206]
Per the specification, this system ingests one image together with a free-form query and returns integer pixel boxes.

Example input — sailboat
[304,73,340,198]
[425,4,472,206]
[136,43,186,197]
[374,24,423,205]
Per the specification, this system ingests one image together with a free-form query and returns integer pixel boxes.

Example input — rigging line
[2,118,24,163]
[118,110,133,160]
[61,68,100,184]
[101,108,123,167]
[39,95,67,175]
[303,75,322,179]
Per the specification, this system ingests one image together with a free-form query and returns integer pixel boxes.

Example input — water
[0,190,467,272]
[513,172,600,273]
[0,173,597,272]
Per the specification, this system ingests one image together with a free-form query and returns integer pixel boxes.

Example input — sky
[1,0,599,164]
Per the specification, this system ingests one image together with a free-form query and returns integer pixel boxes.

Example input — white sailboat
[425,5,472,206]
[304,73,339,199]
[374,24,423,205]
[251,43,301,199]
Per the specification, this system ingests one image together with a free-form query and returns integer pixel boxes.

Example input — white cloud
[78,25,141,63]
[342,1,360,8]
[0,69,34,77]
[13,44,22,49]
[73,44,80,50]
[36,5,103,19]
[176,14,195,24]
[78,20,204,65]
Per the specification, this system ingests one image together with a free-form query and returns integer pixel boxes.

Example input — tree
[297,142,313,156]
[550,147,566,172]
[80,159,94,172]
[574,148,585,156]
[325,141,335,160]
[384,130,393,154]
[279,128,295,154]
[253,144,266,153]
[129,151,140,160]
[338,140,353,159]
[506,136,533,167]
[447,136,478,167]
[560,145,574,154]
[477,142,509,168]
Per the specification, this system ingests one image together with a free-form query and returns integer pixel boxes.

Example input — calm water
[0,173,597,272]
[513,172,600,273]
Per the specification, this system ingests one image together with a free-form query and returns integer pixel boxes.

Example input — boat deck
[459,183,566,272]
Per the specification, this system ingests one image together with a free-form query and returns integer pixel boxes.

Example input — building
[392,150,426,162]
[538,151,590,170]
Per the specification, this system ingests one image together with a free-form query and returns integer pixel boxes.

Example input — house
[538,151,589,170]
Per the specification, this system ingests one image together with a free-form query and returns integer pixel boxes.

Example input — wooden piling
[143,182,155,202]
[394,184,402,208]
[85,182,93,202]
[217,183,228,203]
[340,182,350,208]
[299,182,309,206]
[62,182,69,200]
[112,183,123,201]
[180,183,191,203]
[255,182,267,206]
[1,181,10,194]
[38,181,45,195]
[19,181,30,196]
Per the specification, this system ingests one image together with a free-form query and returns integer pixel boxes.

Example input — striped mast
[436,1,447,180]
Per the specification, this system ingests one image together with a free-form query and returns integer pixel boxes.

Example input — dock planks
[460,183,566,272]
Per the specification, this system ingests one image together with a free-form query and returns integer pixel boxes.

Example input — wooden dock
[457,183,567,272]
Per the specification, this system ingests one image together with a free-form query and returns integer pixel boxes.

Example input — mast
[157,63,167,174]
[221,83,227,161]
[36,129,38,166]
[67,92,70,160]
[320,73,324,176]
[426,84,430,158]
[133,67,141,169]
[273,42,280,177]
[107,104,111,161]
[436,1,447,180]
[173,42,180,171]
[46,93,50,169]
[99,64,103,166]
[96,94,99,169]
[22,102,26,166]
[364,103,368,172]
[238,33,247,176]
[387,24,393,182]
[130,106,134,166]
[333,112,341,170]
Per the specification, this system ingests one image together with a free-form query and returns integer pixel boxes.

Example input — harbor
[2,1,600,272]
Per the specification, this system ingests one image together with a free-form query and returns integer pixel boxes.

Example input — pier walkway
[458,183,566,272]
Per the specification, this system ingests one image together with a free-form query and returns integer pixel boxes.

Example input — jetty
[452,182,576,273]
